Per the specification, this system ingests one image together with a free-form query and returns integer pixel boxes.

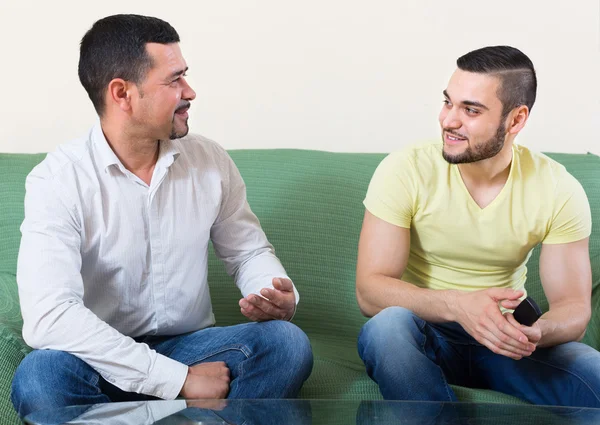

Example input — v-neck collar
[452,145,516,213]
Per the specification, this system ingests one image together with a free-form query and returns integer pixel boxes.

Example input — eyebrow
[443,90,489,111]
[168,67,188,80]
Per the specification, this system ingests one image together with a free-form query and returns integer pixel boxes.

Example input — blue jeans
[11,320,313,418]
[358,307,600,407]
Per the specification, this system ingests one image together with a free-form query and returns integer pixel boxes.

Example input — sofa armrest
[0,322,29,425]
[0,272,28,424]
[0,273,25,347]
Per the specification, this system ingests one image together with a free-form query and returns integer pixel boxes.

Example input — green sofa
[0,149,599,424]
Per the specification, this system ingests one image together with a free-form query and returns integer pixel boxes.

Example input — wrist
[179,368,191,397]
[443,290,461,322]
[536,317,554,346]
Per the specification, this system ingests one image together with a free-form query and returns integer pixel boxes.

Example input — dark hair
[457,46,537,118]
[78,14,180,116]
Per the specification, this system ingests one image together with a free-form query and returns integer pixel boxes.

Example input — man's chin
[442,146,470,164]
[169,124,190,140]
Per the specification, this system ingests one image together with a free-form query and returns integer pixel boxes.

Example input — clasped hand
[455,288,540,360]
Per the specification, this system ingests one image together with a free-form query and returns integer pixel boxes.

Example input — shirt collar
[92,122,122,172]
[157,139,181,169]
[92,121,181,173]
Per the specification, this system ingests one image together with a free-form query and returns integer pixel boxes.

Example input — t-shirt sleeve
[363,152,417,229]
[543,171,592,245]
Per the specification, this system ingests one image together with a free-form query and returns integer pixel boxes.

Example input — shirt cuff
[283,277,299,320]
[142,354,189,400]
[288,303,298,322]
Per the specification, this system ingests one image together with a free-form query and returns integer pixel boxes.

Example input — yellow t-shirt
[363,143,592,293]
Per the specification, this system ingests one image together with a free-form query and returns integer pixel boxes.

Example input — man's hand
[505,312,543,350]
[453,288,536,360]
[179,362,230,399]
[239,277,296,322]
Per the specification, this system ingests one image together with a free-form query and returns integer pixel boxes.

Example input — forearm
[356,273,458,322]
[536,301,590,348]
[21,293,188,398]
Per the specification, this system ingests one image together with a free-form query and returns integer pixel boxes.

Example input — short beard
[442,120,508,164]
[169,118,190,140]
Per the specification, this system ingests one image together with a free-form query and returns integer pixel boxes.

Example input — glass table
[23,399,600,425]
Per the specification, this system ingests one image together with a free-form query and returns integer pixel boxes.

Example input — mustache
[444,129,468,140]
[175,101,191,113]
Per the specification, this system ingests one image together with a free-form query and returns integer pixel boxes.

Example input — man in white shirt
[11,14,313,418]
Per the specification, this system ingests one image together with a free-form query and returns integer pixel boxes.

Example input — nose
[181,77,196,101]
[440,105,460,130]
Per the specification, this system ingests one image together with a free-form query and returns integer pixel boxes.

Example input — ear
[506,105,529,135]
[106,78,134,112]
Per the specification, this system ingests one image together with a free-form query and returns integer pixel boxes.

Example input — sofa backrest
[207,150,385,351]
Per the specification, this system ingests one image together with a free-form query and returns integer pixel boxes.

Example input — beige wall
[0,0,598,154]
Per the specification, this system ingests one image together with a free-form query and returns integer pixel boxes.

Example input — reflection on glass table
[24,399,600,425]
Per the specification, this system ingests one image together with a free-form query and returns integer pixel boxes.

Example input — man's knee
[11,350,96,417]
[248,320,313,381]
[257,321,313,379]
[359,307,423,345]
[558,342,600,406]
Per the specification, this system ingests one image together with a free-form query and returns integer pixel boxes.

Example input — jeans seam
[522,356,600,402]
[188,344,251,366]
[420,321,455,402]
[9,386,15,409]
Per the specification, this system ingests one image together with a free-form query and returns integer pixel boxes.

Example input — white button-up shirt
[17,123,297,400]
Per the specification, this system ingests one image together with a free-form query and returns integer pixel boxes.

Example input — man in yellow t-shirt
[356,45,600,407]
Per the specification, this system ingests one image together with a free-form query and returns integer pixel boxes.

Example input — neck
[457,141,514,185]
[100,118,160,174]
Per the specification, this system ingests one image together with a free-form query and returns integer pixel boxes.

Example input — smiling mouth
[445,132,467,142]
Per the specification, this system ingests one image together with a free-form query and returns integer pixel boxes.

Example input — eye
[170,73,188,86]
[443,99,451,107]
[465,107,480,116]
